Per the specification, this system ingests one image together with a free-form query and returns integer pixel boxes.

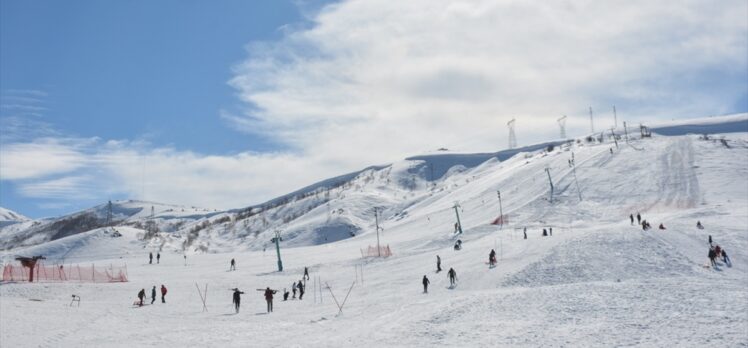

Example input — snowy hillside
[0,207,29,229]
[1,114,747,346]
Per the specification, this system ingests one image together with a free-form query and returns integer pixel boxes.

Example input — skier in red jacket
[160,285,167,303]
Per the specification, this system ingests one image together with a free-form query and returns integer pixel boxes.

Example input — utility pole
[106,200,113,226]
[613,105,618,129]
[374,207,382,257]
[547,168,554,202]
[623,121,629,142]
[452,202,464,234]
[496,190,504,230]
[274,230,283,272]
[571,152,582,201]
[589,106,594,133]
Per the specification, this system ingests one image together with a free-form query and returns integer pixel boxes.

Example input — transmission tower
[557,115,567,139]
[589,106,594,133]
[507,118,517,149]
[613,105,617,129]
[106,200,113,226]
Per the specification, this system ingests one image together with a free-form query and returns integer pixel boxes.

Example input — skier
[542,228,548,237]
[714,245,722,257]
[304,267,310,280]
[292,282,297,299]
[636,213,641,225]
[297,280,305,300]
[149,252,153,264]
[230,258,236,271]
[157,253,160,264]
[524,227,527,240]
[489,249,497,267]
[264,287,277,313]
[708,247,717,267]
[137,288,146,306]
[436,255,442,272]
[151,286,157,304]
[721,249,731,266]
[447,268,457,287]
[160,285,167,303]
[422,275,430,293]
[696,221,704,229]
[283,288,289,301]
[629,214,634,225]
[658,223,666,230]
[232,288,244,313]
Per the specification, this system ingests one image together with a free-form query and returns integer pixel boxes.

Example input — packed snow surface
[1,120,747,346]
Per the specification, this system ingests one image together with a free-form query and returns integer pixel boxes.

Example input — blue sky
[1,0,747,219]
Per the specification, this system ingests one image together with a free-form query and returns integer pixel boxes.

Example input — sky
[1,0,747,219]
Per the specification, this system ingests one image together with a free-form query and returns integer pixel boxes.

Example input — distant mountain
[0,207,29,228]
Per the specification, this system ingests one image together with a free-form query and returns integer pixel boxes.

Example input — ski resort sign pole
[496,191,504,230]
[274,231,283,272]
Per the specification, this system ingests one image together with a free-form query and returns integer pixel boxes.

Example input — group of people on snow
[148,252,161,264]
[136,285,167,306]
[229,268,309,314]
[707,235,731,268]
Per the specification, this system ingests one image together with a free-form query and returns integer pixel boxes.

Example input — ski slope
[1,124,747,346]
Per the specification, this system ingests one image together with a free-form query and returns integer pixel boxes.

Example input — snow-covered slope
[1,115,746,346]
[0,207,29,228]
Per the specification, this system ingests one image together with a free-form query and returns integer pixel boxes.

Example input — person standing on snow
[630,214,634,225]
[264,287,277,313]
[232,288,244,313]
[304,267,310,280]
[636,213,641,225]
[708,247,717,267]
[230,258,236,271]
[422,275,430,293]
[549,227,553,236]
[137,289,146,306]
[297,280,305,300]
[151,286,157,304]
[542,228,548,237]
[149,252,153,264]
[447,268,457,287]
[524,227,527,240]
[489,249,497,266]
[283,288,290,301]
[436,255,442,272]
[292,282,297,299]
[160,285,167,303]
[708,235,713,245]
[157,253,161,264]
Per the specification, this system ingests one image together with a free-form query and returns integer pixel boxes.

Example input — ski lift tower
[557,115,567,139]
[507,119,517,149]
[273,230,283,272]
[452,202,464,234]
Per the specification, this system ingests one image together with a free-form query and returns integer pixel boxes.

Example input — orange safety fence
[360,245,392,258]
[1,262,128,283]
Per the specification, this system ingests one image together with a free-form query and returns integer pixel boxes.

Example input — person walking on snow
[304,267,310,280]
[297,280,305,300]
[489,249,497,266]
[151,286,157,304]
[447,268,457,287]
[149,252,153,264]
[436,255,442,272]
[636,213,641,225]
[708,235,713,245]
[264,287,277,313]
[230,258,236,271]
[160,285,167,303]
[630,214,634,225]
[524,227,527,240]
[137,289,146,306]
[708,247,717,267]
[232,288,244,313]
[292,282,297,299]
[422,275,430,293]
[283,288,289,301]
[157,253,160,264]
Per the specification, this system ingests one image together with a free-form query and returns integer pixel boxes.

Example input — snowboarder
[149,252,153,264]
[708,247,717,267]
[292,282,297,299]
[264,287,277,313]
[283,288,289,301]
[696,221,704,229]
[447,268,457,287]
[524,227,527,240]
[297,280,305,300]
[304,267,310,280]
[160,285,167,303]
[658,223,666,230]
[422,275,430,293]
[630,214,634,225]
[157,253,160,264]
[489,249,497,267]
[137,289,146,306]
[436,255,442,272]
[230,258,236,271]
[232,288,244,313]
[636,213,641,225]
[721,249,731,266]
[151,286,157,304]
[542,228,548,237]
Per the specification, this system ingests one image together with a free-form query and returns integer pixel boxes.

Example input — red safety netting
[2,262,128,283]
[361,245,392,258]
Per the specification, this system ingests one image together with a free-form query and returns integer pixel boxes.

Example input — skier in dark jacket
[232,289,244,313]
[630,214,634,225]
[149,252,153,264]
[722,249,731,266]
[230,258,236,271]
[489,249,497,266]
[264,287,277,313]
[542,228,548,236]
[447,268,457,287]
[636,213,641,225]
[138,289,146,306]
[297,280,305,300]
[422,275,430,293]
[157,253,161,264]
[160,285,167,303]
[283,288,289,301]
[436,255,442,272]
[708,235,713,245]
[151,286,157,304]
[708,248,717,267]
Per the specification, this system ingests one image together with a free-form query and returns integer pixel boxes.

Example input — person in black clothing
[722,249,731,266]
[636,213,641,225]
[708,247,717,267]
[489,249,497,266]
[157,253,160,264]
[696,221,704,229]
[232,288,244,313]
[230,258,236,271]
[542,228,548,237]
[630,214,634,225]
[151,286,157,304]
[304,267,310,280]
[292,282,297,299]
[297,280,305,300]
[264,287,277,313]
[149,252,153,264]
[524,227,527,240]
[549,227,553,236]
[447,268,457,287]
[422,275,430,293]
[138,289,146,306]
[708,235,713,245]
[436,255,442,272]
[283,288,289,301]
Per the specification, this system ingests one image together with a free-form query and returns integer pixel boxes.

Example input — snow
[0,207,29,228]
[1,115,747,346]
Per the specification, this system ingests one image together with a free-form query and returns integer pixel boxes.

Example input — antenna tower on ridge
[507,118,517,149]
[557,115,567,139]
